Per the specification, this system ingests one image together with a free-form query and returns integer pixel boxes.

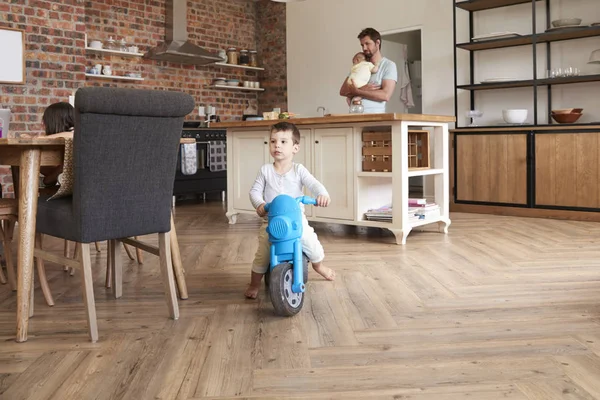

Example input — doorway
[382,28,424,196]
[381,28,422,114]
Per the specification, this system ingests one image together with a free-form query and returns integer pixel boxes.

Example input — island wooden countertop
[211,113,456,128]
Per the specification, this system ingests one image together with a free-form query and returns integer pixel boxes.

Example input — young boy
[245,122,336,299]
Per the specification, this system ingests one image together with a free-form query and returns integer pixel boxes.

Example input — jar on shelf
[119,38,127,52]
[104,36,116,51]
[249,50,258,67]
[239,49,249,66]
[226,48,238,64]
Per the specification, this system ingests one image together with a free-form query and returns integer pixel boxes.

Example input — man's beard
[364,52,372,61]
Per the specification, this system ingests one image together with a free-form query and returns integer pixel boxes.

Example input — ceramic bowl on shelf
[502,109,528,124]
[225,79,240,86]
[551,108,583,114]
[89,40,102,49]
[551,18,582,27]
[588,49,600,64]
[552,113,583,124]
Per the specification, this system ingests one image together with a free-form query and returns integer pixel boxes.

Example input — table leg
[170,212,188,300]
[16,149,41,342]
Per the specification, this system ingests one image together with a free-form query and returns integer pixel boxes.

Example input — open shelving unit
[84,73,144,81]
[211,84,264,92]
[213,62,265,71]
[453,0,600,128]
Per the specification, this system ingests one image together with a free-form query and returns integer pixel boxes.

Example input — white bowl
[551,18,582,27]
[502,109,528,124]
[89,40,103,49]
[588,49,600,64]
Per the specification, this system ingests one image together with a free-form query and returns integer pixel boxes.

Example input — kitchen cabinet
[536,132,600,209]
[454,133,528,205]
[312,128,354,220]
[450,126,600,222]
[230,130,270,212]
[216,113,455,245]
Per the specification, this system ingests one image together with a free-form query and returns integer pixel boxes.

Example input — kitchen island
[212,113,456,244]
[450,124,600,222]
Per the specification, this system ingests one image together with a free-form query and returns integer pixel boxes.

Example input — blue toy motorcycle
[263,194,317,316]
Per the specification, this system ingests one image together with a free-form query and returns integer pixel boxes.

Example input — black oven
[173,127,227,201]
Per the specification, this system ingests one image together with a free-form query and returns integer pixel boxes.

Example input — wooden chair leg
[105,240,112,288]
[158,232,179,320]
[29,272,34,318]
[134,236,143,264]
[63,240,71,271]
[95,242,101,252]
[70,245,78,276]
[78,243,98,342]
[122,242,135,260]
[34,233,54,307]
[170,212,188,299]
[2,220,17,291]
[0,256,6,284]
[110,239,122,299]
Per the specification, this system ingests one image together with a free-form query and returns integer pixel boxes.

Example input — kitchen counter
[450,124,600,222]
[211,113,456,129]
[217,113,455,244]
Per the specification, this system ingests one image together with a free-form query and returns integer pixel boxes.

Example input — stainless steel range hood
[145,0,223,65]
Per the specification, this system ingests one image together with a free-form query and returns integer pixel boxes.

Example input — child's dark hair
[43,102,74,135]
[271,121,300,145]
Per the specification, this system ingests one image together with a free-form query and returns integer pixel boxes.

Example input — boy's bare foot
[312,264,336,281]
[244,284,260,299]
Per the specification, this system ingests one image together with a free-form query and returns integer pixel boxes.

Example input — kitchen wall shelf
[85,47,144,58]
[457,26,600,51]
[212,84,264,91]
[213,62,264,71]
[457,74,600,90]
[453,0,599,128]
[456,0,542,12]
[85,73,144,81]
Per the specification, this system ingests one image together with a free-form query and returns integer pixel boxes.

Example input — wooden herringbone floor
[2,201,600,399]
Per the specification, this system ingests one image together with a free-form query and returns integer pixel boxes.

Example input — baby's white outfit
[249,163,329,274]
[348,60,375,88]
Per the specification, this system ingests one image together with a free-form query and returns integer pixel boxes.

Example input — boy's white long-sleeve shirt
[249,163,329,209]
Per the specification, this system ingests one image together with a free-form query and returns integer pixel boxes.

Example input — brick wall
[0,0,86,197]
[0,0,289,198]
[256,1,287,114]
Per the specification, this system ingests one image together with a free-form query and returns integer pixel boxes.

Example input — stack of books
[364,203,392,221]
[364,199,440,223]
[409,198,440,222]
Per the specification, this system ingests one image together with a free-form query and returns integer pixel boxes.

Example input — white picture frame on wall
[0,27,25,85]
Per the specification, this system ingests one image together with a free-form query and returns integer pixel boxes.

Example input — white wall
[286,0,600,124]
[287,0,455,118]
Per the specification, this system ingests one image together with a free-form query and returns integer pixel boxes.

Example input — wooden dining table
[2,136,191,342]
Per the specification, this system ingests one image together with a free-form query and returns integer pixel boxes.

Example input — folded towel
[208,140,227,172]
[181,143,198,175]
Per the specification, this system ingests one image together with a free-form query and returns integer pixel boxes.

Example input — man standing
[339,27,398,113]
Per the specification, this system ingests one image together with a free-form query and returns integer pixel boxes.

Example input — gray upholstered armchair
[34,87,194,342]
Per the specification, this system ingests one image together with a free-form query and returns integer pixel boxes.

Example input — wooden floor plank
[0,203,600,399]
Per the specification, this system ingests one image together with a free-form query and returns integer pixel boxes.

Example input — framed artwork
[0,27,25,85]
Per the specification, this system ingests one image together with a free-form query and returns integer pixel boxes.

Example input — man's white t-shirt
[361,57,398,114]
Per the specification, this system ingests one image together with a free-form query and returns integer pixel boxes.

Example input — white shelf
[407,168,444,177]
[85,47,145,58]
[212,84,264,92]
[85,73,144,81]
[357,168,444,178]
[214,62,264,71]
[357,171,392,177]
